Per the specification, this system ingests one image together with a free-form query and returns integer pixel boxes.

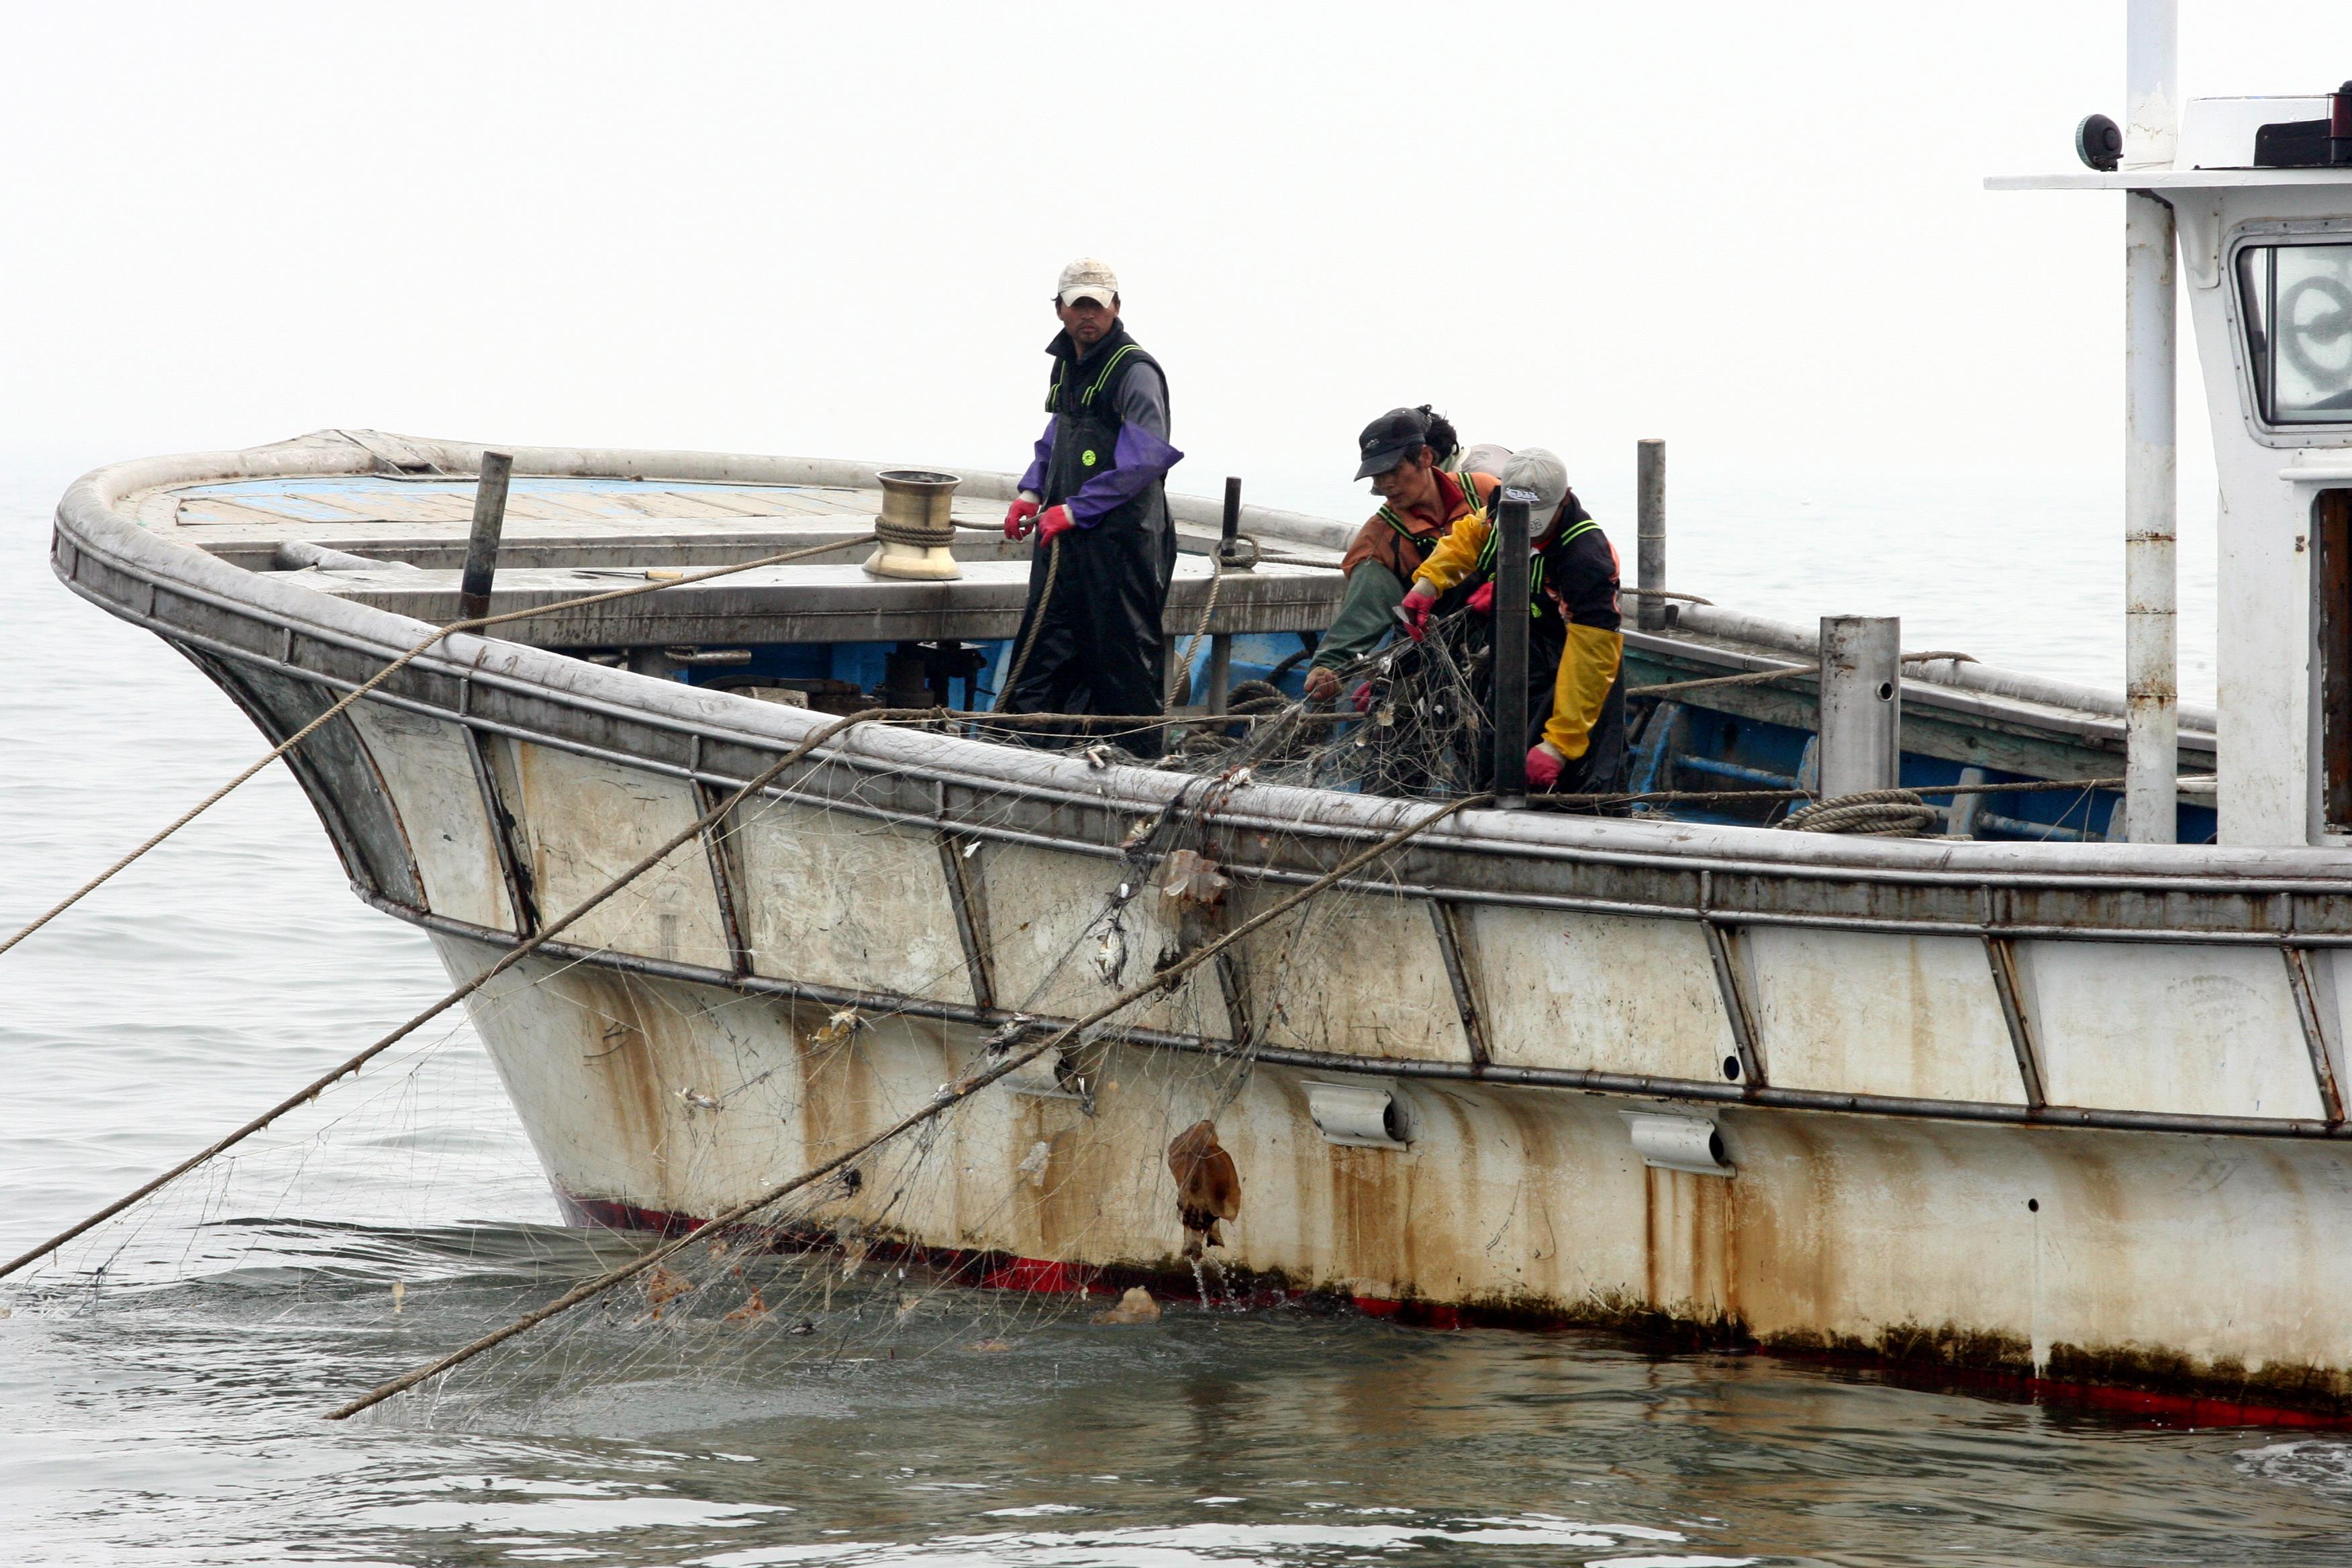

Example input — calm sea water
[1,452,2324,1568]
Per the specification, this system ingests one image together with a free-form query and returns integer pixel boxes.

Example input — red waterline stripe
[558,1191,1111,1295]
[560,1194,2350,1430]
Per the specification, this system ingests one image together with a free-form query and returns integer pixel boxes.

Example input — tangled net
[4,646,1469,1428]
[1103,609,1498,797]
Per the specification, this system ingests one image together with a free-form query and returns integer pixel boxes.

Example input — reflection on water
[0,462,2331,1565]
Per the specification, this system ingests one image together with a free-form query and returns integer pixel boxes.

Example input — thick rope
[0,705,941,1285]
[322,789,1491,1421]
[871,518,956,549]
[993,536,1061,713]
[1630,663,1821,698]
[1778,789,1940,837]
[0,532,879,963]
[1630,650,1977,701]
[1167,550,1228,706]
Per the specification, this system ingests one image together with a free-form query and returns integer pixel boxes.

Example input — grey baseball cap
[1496,448,1570,530]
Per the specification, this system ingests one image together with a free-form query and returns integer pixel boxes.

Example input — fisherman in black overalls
[1399,448,1630,797]
[999,257,1184,755]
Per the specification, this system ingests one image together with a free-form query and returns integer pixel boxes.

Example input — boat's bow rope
[0,701,957,1285]
[0,532,881,963]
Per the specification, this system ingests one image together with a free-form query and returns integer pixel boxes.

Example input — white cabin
[2000,89,2352,848]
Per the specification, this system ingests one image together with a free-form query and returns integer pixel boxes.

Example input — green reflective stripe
[1082,344,1140,406]
[1377,503,1419,543]
[1555,516,1600,546]
[1475,525,1550,615]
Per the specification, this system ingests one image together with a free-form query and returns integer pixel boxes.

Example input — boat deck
[108,442,2216,842]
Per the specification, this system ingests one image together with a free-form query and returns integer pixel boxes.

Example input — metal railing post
[2122,0,2179,842]
[1493,489,1532,805]
[1637,438,1666,632]
[1208,476,1240,714]
[1818,616,1902,797]
[458,450,513,624]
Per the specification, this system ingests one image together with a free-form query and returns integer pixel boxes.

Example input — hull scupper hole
[1623,1112,1736,1177]
[1303,1080,1412,1150]
[1722,1055,1743,1081]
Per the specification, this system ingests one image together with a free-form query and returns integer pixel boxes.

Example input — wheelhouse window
[2239,242,2352,425]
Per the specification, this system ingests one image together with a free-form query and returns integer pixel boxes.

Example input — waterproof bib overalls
[1004,326,1177,753]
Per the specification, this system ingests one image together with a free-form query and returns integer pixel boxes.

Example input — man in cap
[1398,448,1628,796]
[999,258,1183,752]
[1303,405,1496,702]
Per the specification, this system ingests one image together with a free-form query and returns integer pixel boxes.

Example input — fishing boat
[50,12,2352,1419]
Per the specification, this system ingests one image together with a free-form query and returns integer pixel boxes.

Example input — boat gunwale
[52,433,2352,901]
[57,534,2347,913]
[69,579,2349,942]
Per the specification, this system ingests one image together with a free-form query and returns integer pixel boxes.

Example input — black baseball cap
[1354,407,1433,481]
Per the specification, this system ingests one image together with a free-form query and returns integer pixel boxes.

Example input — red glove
[1035,504,1076,544]
[1466,581,1495,616]
[1398,588,1436,642]
[1351,681,1375,714]
[1003,496,1040,540]
[1525,742,1565,791]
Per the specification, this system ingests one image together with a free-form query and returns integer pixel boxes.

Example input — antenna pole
[2122,0,2177,842]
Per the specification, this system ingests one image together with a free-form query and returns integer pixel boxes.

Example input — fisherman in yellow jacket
[1397,448,1628,795]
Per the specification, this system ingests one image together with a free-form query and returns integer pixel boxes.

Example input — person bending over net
[1302,407,1502,705]
[1398,448,1629,797]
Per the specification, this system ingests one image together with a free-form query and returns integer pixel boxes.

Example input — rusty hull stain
[574,971,675,1202]
[469,942,2352,1424]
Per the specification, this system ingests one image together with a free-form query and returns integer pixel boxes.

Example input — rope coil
[1779,789,1940,837]
[872,518,956,548]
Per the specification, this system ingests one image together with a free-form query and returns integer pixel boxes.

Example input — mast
[2122,0,2179,842]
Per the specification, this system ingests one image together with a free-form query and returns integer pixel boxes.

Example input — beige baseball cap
[1057,257,1120,307]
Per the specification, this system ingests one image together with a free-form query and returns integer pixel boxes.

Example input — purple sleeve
[1016,418,1055,495]
[1066,362,1181,526]
[1067,423,1183,524]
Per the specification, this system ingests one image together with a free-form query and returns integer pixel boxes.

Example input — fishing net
[3,667,1473,1427]
[966,605,1500,799]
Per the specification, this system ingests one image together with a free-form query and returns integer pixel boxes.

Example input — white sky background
[8,1,2352,690]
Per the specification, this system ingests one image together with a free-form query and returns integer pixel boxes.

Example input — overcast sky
[9,1,2352,527]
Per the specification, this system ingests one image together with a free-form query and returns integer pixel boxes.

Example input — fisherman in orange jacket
[1302,406,1500,702]
[1398,448,1628,795]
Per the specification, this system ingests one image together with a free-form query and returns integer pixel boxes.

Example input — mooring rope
[320,788,1489,1421]
[0,703,947,1285]
[1628,650,1975,700]
[0,533,880,963]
